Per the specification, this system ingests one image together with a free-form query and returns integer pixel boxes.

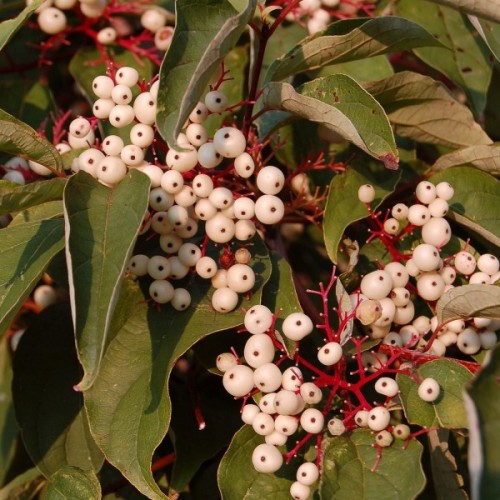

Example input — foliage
[0,0,499,498]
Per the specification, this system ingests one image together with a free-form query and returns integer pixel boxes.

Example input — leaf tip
[379,153,399,170]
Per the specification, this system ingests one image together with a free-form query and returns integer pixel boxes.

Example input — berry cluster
[217,179,498,499]
[357,180,500,356]
[29,0,173,64]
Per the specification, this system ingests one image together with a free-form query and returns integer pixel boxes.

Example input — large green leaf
[395,1,492,115]
[316,56,394,83]
[0,0,42,52]
[261,77,398,168]
[0,178,66,216]
[436,284,500,325]
[464,343,500,500]
[397,359,474,429]
[84,238,271,499]
[12,304,104,477]
[41,467,101,500]
[218,426,294,499]
[425,0,500,23]
[266,16,442,82]
[432,143,500,174]
[365,71,492,149]
[0,336,17,485]
[156,0,257,148]
[9,201,63,227]
[64,171,150,391]
[430,166,500,247]
[320,430,425,499]
[323,162,401,263]
[0,109,63,175]
[0,218,64,336]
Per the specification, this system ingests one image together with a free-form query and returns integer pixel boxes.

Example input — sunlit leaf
[425,0,500,23]
[266,16,442,82]
[41,467,101,500]
[261,77,398,168]
[437,285,500,325]
[365,71,492,149]
[64,171,150,391]
[432,143,500,174]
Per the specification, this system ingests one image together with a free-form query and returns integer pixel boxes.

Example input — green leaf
[395,1,493,115]
[0,336,17,485]
[0,0,42,52]
[63,170,150,391]
[315,56,394,83]
[0,218,64,336]
[432,143,500,174]
[428,429,468,500]
[430,166,500,247]
[0,109,63,175]
[156,0,257,148]
[9,200,63,227]
[266,16,442,82]
[0,178,66,216]
[85,238,271,499]
[0,468,45,500]
[436,284,500,325]
[41,467,101,500]
[424,0,500,23]
[469,16,500,62]
[323,162,401,263]
[12,304,104,477]
[320,430,425,499]
[261,77,398,168]
[397,359,474,428]
[365,71,492,149]
[169,374,241,491]
[69,48,153,141]
[464,343,500,499]
[218,426,294,499]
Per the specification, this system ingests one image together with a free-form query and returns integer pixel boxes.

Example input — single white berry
[393,423,411,440]
[274,414,299,436]
[416,272,445,301]
[259,393,276,414]
[133,92,156,125]
[375,430,394,447]
[360,270,393,300]
[251,444,283,473]
[415,181,437,205]
[477,254,500,275]
[149,279,174,304]
[216,352,238,373]
[195,256,217,279]
[111,84,133,105]
[412,243,441,272]
[244,305,274,335]
[115,66,139,87]
[254,195,285,225]
[428,198,449,218]
[374,377,399,397]
[223,364,254,397]
[92,75,114,99]
[407,204,431,226]
[96,27,116,45]
[300,382,322,404]
[177,243,201,267]
[211,287,239,313]
[357,184,375,203]
[97,156,127,186]
[234,152,255,178]
[256,166,285,195]
[130,123,155,148]
[109,104,135,128]
[300,408,324,434]
[418,377,440,402]
[160,234,183,255]
[383,218,399,235]
[317,342,343,366]
[244,334,275,368]
[282,312,314,341]
[128,254,149,276]
[171,288,191,311]
[38,7,66,35]
[33,285,57,309]
[189,102,208,123]
[140,8,167,32]
[327,417,345,436]
[367,406,391,431]
[205,90,228,113]
[296,462,319,486]
[421,217,451,247]
[457,327,481,355]
[435,181,454,201]
[392,203,409,220]
[354,410,369,427]
[252,412,275,436]
[281,366,303,391]
[241,404,260,425]
[102,135,124,156]
[226,264,255,293]
[253,363,282,393]
[274,390,301,416]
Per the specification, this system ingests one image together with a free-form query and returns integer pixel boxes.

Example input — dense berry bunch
[29,0,173,64]
[217,180,499,499]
